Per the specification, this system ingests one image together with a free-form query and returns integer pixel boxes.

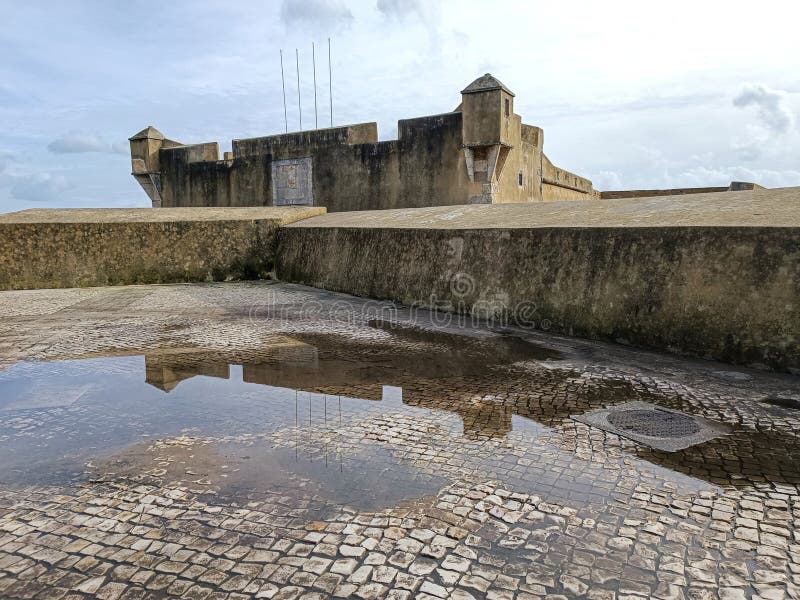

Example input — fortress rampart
[275,187,800,373]
[129,74,597,211]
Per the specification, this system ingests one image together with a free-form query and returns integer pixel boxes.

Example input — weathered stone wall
[600,182,763,199]
[0,207,323,291]
[160,150,271,208]
[542,183,600,202]
[601,187,728,199]
[541,154,594,200]
[158,115,595,212]
[148,73,597,213]
[275,189,800,372]
[277,226,799,371]
[160,117,473,213]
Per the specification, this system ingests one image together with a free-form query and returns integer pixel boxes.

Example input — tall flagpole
[312,42,318,129]
[328,38,333,127]
[296,48,302,130]
[280,50,288,133]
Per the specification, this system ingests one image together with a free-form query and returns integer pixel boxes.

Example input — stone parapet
[0,206,324,290]
[276,188,800,372]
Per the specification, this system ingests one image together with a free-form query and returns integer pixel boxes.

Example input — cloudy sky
[1,0,799,213]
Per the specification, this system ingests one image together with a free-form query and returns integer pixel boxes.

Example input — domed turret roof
[129,126,165,141]
[461,73,514,96]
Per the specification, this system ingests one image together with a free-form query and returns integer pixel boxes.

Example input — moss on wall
[0,208,323,291]
[276,225,800,372]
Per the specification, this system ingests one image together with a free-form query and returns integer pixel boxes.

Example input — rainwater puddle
[2,326,778,509]
[0,330,561,509]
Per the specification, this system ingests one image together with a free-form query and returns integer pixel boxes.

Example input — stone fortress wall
[0,187,797,372]
[275,187,800,373]
[0,207,322,290]
[129,74,598,212]
[2,71,789,371]
[600,181,764,200]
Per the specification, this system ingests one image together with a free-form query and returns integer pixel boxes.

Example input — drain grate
[572,401,729,452]
[607,408,700,438]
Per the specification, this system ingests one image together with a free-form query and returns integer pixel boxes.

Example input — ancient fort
[129,74,759,211]
[0,72,798,600]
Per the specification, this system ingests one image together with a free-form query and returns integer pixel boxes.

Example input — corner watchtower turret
[461,73,515,147]
[129,126,167,207]
[460,74,516,204]
[129,126,183,207]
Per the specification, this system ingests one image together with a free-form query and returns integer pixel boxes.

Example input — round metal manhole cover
[606,408,700,438]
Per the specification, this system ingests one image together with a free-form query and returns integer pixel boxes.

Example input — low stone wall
[600,181,762,199]
[276,188,800,372]
[0,207,323,291]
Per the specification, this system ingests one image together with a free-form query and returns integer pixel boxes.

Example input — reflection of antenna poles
[296,49,302,131]
[280,50,288,133]
[328,38,333,127]
[312,42,318,130]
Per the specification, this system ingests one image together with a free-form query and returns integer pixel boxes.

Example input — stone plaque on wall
[272,157,313,206]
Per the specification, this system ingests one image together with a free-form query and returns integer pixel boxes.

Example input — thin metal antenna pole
[328,38,333,127]
[312,42,318,129]
[280,50,288,133]
[296,48,302,131]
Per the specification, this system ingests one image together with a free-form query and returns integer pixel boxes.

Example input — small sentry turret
[460,74,515,203]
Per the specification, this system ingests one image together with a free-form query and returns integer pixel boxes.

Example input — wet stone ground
[0,282,798,600]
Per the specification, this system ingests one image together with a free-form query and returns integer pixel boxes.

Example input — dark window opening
[504,98,510,117]
[518,172,523,186]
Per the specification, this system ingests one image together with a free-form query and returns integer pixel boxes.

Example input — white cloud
[731,128,764,161]
[677,166,800,189]
[376,0,422,19]
[10,173,71,202]
[0,151,17,184]
[591,170,623,190]
[279,0,354,30]
[110,141,129,155]
[733,83,794,135]
[48,133,127,155]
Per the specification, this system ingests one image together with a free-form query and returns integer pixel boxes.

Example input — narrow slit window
[518,172,523,186]
[504,98,510,117]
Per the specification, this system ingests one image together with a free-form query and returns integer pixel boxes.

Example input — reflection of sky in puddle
[0,352,522,509]
[0,356,432,484]
[218,444,450,511]
[0,327,744,508]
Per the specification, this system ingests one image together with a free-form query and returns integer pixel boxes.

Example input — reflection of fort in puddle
[144,332,518,441]
[139,334,473,508]
[134,334,522,507]
[137,331,800,495]
[5,328,793,503]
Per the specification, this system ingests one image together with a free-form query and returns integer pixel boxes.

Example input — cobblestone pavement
[0,281,799,599]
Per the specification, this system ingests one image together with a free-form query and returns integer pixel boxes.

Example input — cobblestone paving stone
[0,281,798,599]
